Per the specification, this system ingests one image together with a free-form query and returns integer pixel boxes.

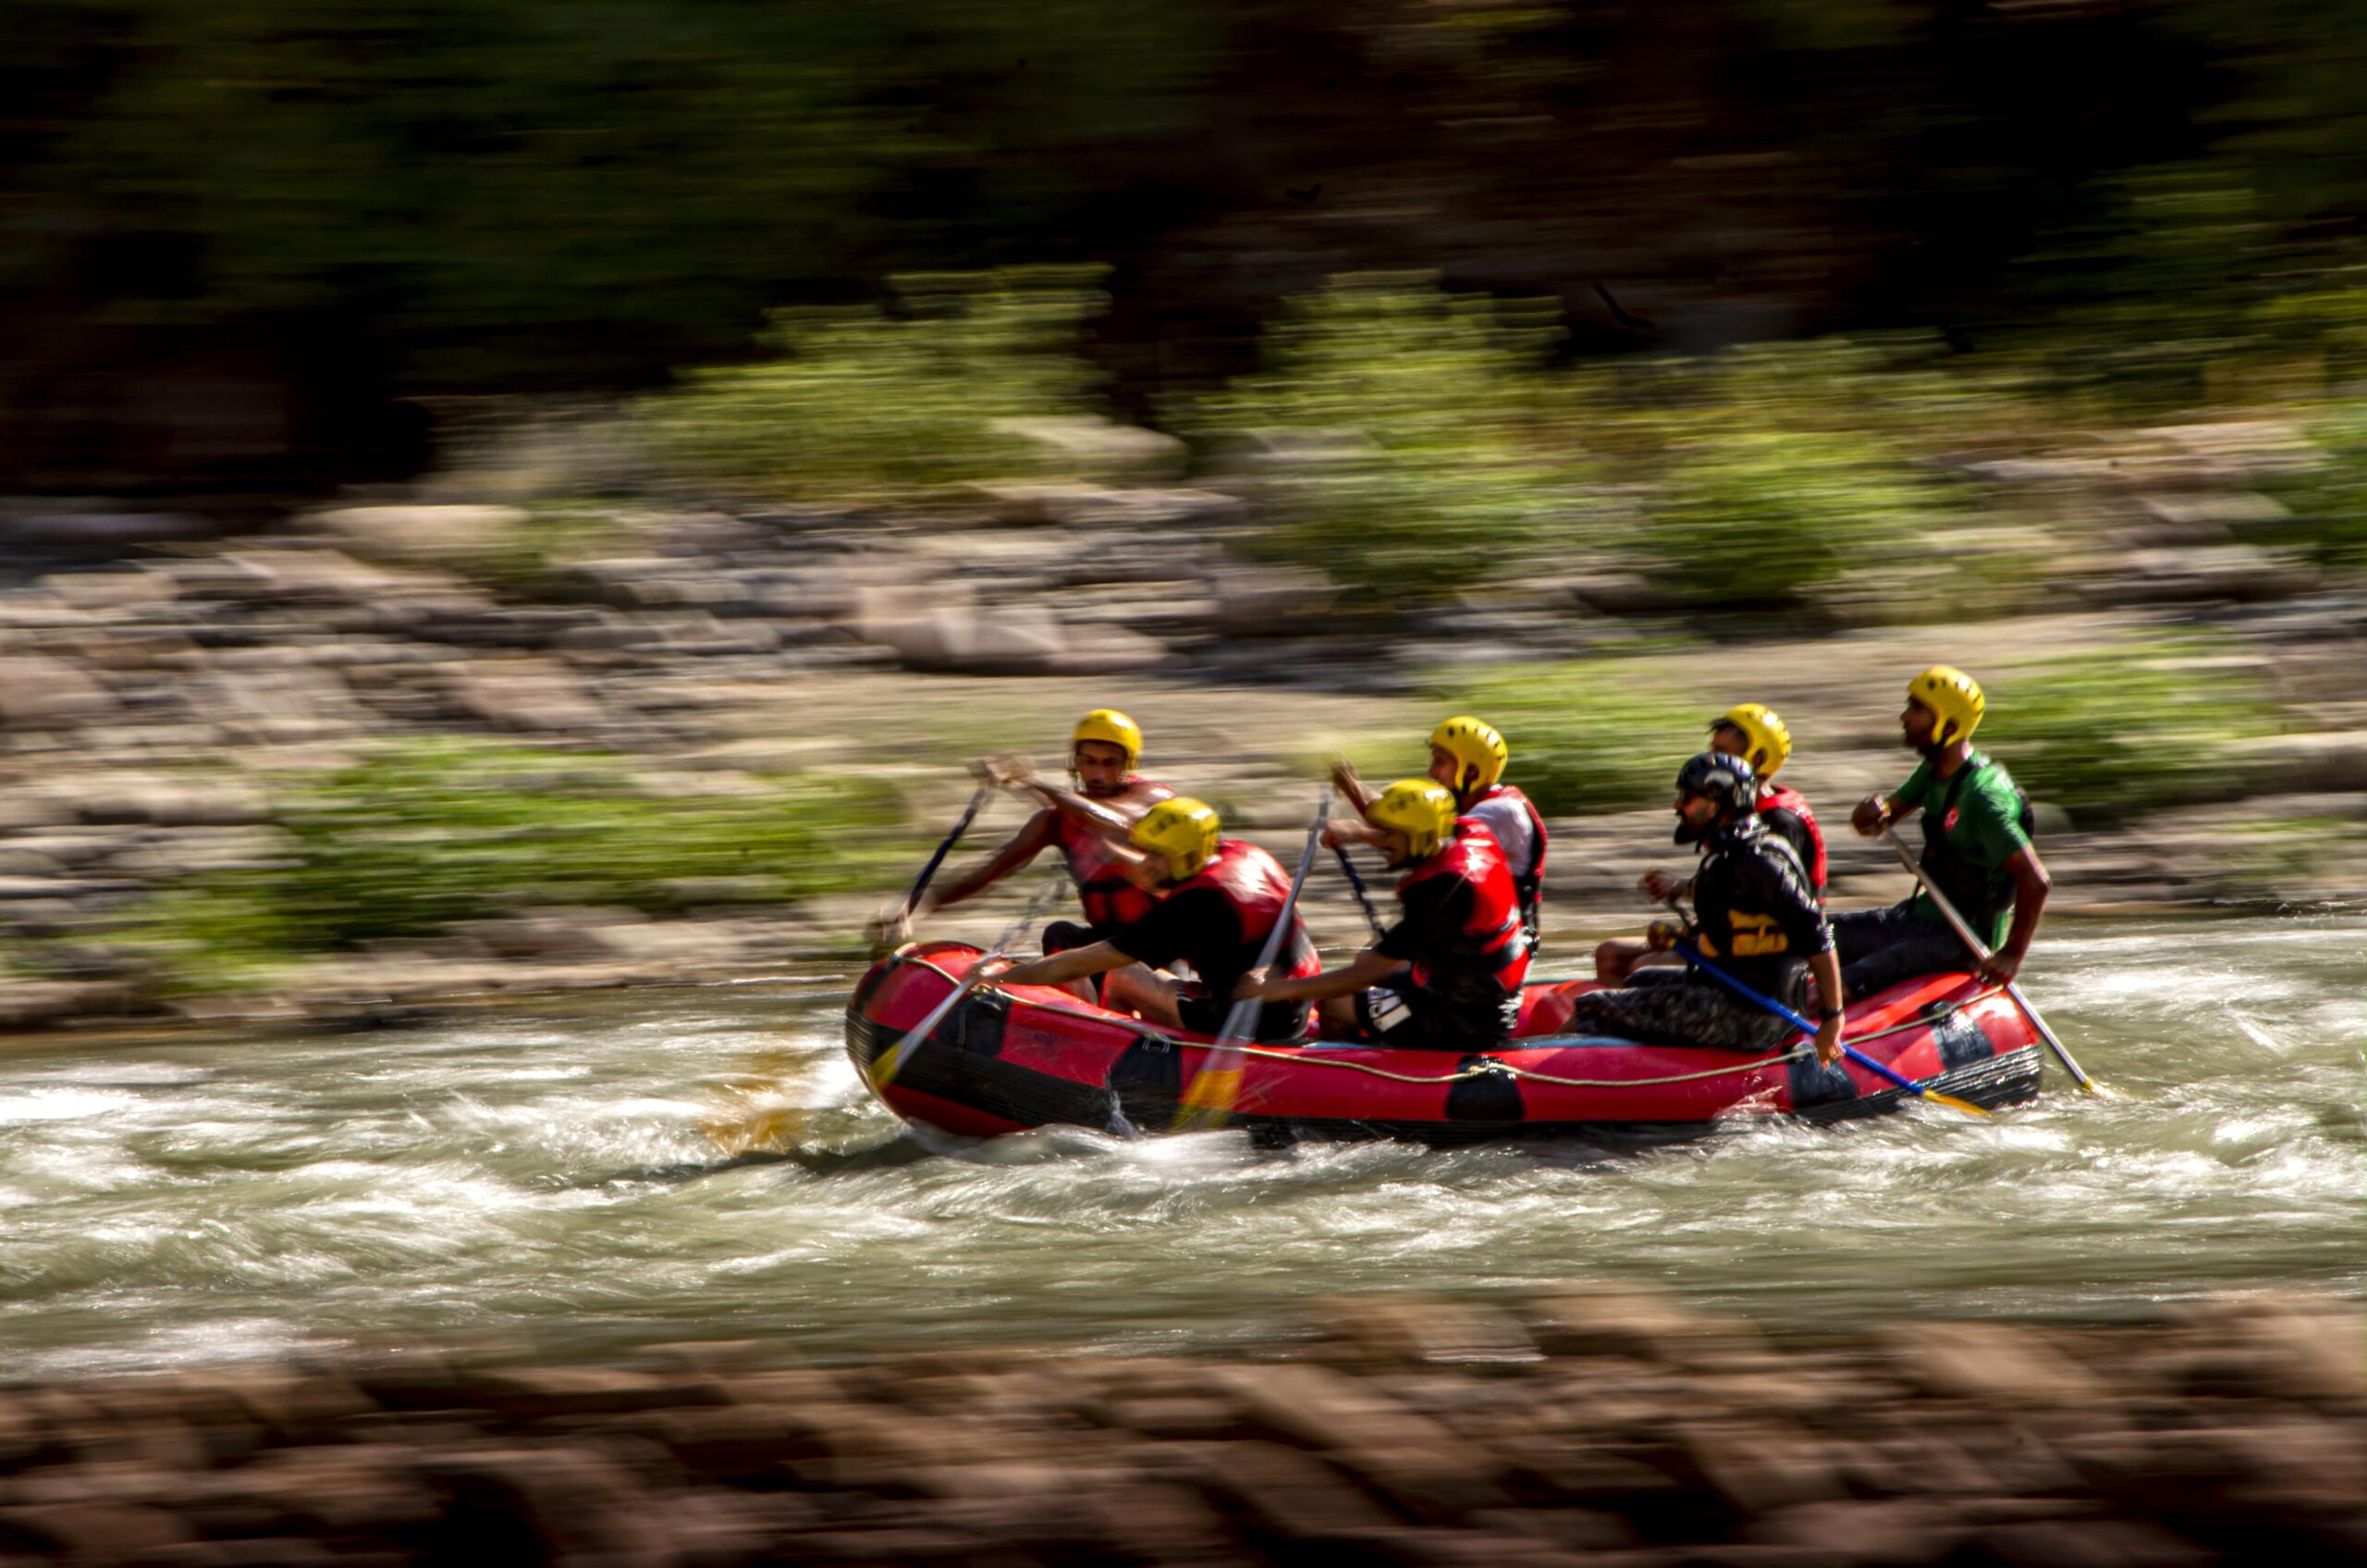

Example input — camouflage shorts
[1560,969,1795,1054]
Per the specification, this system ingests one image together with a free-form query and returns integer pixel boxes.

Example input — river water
[2,915,2360,1380]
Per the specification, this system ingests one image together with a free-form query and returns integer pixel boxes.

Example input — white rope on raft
[882,950,2014,1093]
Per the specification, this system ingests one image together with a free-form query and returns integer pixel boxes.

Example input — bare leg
[1100,963,1186,1029]
[1596,937,1688,984]
[1313,993,1362,1039]
[1596,936,1650,983]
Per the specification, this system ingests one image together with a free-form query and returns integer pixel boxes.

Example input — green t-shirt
[1892,750,2031,947]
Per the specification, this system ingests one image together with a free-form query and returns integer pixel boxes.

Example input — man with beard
[1842,666,2050,997]
[1564,753,1845,1066]
[874,708,1173,956]
[1597,702,1825,983]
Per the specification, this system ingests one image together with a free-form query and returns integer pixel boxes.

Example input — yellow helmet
[1907,666,1985,746]
[1369,779,1458,862]
[1073,708,1143,771]
[1131,797,1220,882]
[1713,704,1792,778]
[1429,715,1508,792]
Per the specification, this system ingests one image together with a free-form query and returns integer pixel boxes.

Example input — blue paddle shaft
[1670,938,1932,1099]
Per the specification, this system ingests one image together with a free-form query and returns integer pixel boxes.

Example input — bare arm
[918,812,1057,916]
[1851,793,1921,837]
[1238,947,1407,1005]
[1330,758,1381,824]
[995,940,1134,989]
[1809,947,1845,1067]
[1979,845,2051,985]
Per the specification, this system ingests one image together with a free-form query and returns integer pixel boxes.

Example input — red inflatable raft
[846,942,2044,1144]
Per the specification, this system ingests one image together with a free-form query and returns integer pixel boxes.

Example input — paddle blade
[698,1047,821,1155]
[701,1103,814,1157]
[1172,1060,1245,1133]
[1917,1088,1993,1119]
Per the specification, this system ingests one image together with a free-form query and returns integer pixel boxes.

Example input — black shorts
[1040,920,1105,955]
[1351,985,1509,1053]
[1176,986,1307,1043]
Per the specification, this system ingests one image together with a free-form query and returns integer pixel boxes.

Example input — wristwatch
[1819,1007,1845,1022]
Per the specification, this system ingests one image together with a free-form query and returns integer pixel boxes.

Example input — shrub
[1435,660,1710,815]
[1586,338,1993,612]
[1981,638,2285,827]
[132,741,905,987]
[1177,274,1579,607]
[634,269,1106,499]
[1635,428,1969,608]
[2265,396,2367,566]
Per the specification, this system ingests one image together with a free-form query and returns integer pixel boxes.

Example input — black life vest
[1395,828,1533,998]
[1691,818,1819,999]
[1169,838,1322,986]
[1049,778,1173,930]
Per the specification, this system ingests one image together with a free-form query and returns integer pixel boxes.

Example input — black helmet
[1674,751,1756,845]
[1675,750,1757,815]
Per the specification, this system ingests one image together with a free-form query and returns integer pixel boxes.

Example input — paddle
[1666,935,1993,1118]
[1173,787,1333,1133]
[869,873,1072,1091]
[1879,827,2105,1096]
[874,783,991,953]
[1332,842,1389,939]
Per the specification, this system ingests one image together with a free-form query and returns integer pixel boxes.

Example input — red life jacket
[1169,838,1322,985]
[1466,782,1548,935]
[1757,781,1827,895]
[1049,777,1174,929]
[1396,827,1532,998]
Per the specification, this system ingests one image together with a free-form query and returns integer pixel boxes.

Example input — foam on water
[0,913,2361,1378]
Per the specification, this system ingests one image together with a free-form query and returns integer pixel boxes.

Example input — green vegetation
[132,742,904,989]
[19,0,1208,389]
[1180,278,2016,619]
[458,498,622,598]
[1982,639,2286,828]
[635,270,1109,500]
[1438,661,1709,816]
[1176,275,1575,608]
[2264,397,2367,567]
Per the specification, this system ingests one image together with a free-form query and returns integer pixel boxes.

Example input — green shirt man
[1847,665,2052,993]
[1890,750,2031,949]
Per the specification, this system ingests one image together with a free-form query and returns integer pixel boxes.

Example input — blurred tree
[21,0,1209,387]
[10,0,2367,489]
[1177,274,1577,608]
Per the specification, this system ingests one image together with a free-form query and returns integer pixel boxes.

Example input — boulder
[2067,545,2317,606]
[962,481,1245,530]
[36,570,179,611]
[2224,732,2367,794]
[447,658,610,733]
[861,606,1073,675]
[0,654,120,728]
[1202,566,1341,635]
[311,504,528,566]
[985,414,1187,477]
[1050,621,1173,675]
[1880,1322,2110,1406]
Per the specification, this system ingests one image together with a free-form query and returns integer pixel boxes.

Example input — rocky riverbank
[3,410,2367,1032]
[0,1287,2358,1565]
